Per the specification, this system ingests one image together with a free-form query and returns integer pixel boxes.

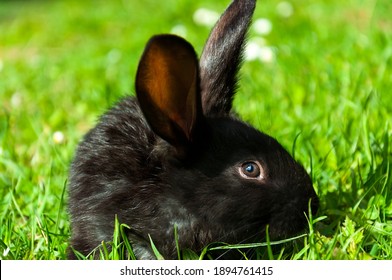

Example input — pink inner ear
[135,35,201,146]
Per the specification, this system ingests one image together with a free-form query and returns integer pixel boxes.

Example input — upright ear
[135,35,201,152]
[199,0,256,116]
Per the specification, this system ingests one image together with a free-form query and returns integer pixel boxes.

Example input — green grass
[0,0,391,260]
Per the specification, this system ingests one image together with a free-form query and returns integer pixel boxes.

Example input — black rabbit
[68,0,318,260]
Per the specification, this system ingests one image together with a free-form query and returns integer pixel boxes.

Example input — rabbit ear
[199,0,256,116]
[136,35,201,151]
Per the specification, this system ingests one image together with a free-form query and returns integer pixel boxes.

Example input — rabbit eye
[239,161,264,179]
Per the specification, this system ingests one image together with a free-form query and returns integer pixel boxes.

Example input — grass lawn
[0,0,391,260]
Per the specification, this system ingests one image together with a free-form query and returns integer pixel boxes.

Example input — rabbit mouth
[267,196,319,240]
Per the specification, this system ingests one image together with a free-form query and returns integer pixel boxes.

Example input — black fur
[68,0,318,260]
[200,0,256,116]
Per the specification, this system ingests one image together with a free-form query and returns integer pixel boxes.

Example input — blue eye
[245,164,254,173]
[239,161,263,179]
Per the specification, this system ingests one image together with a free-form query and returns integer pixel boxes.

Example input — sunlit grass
[0,0,391,260]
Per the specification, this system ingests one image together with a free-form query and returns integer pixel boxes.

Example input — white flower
[193,8,220,27]
[276,1,294,18]
[53,131,65,144]
[259,46,275,63]
[11,92,23,108]
[171,24,188,37]
[245,38,275,63]
[253,18,273,35]
[0,59,3,72]
[245,41,263,61]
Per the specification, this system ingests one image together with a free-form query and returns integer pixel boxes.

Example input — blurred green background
[0,0,391,259]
